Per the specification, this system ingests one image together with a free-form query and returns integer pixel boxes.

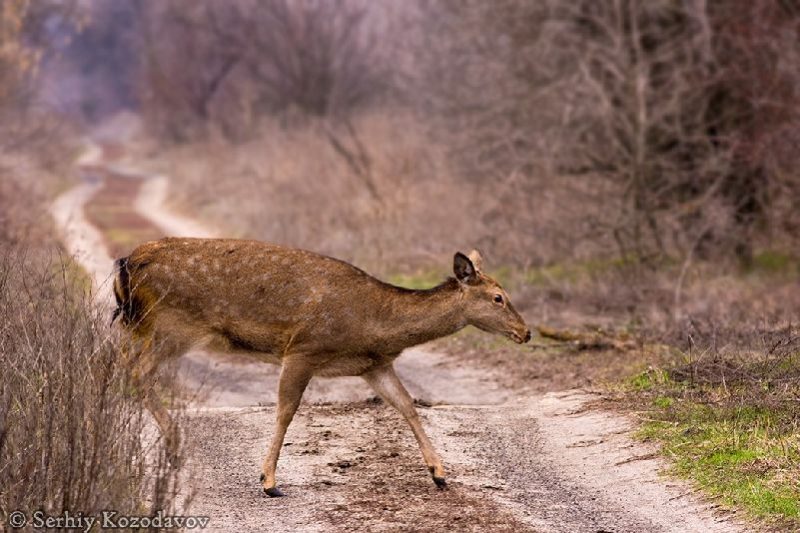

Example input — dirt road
[53,141,744,532]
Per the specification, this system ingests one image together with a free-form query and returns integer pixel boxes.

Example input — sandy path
[53,139,745,532]
[50,179,113,300]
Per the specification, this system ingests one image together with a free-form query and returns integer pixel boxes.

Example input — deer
[112,237,531,497]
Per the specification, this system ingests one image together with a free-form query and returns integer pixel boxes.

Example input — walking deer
[113,237,530,497]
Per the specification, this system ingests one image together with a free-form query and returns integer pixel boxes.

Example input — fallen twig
[535,325,637,351]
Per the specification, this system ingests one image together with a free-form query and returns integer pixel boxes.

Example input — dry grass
[141,112,469,273]
[137,110,617,275]
[0,155,52,246]
[0,248,187,524]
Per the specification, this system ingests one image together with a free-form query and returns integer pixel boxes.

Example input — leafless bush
[0,248,186,523]
[706,1,800,261]
[672,322,800,391]
[552,1,722,261]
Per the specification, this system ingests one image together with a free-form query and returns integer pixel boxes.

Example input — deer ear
[467,249,483,272]
[454,252,478,284]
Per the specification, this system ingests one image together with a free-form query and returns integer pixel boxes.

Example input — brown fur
[114,237,530,494]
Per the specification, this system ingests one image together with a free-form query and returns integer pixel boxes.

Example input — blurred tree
[46,0,140,122]
[0,0,82,151]
[135,0,386,141]
[557,0,721,261]
[704,0,800,264]
[0,0,43,148]
[418,0,800,264]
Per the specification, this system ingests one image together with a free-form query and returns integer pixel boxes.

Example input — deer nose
[523,329,532,343]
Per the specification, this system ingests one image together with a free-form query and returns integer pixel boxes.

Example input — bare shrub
[0,248,186,523]
[139,97,613,269]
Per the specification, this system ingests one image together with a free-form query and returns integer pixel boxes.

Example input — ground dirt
[51,137,747,532]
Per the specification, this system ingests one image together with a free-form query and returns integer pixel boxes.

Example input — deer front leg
[261,357,312,497]
[362,364,447,488]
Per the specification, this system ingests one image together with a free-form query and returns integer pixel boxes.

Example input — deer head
[453,250,531,344]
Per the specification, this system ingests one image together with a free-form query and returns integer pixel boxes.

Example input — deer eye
[493,294,504,304]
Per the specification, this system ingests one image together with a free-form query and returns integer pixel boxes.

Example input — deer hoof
[428,466,447,489]
[260,474,286,497]
[264,487,285,498]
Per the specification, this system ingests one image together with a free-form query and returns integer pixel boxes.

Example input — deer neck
[380,278,467,351]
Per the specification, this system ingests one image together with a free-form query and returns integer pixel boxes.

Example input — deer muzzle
[508,328,532,344]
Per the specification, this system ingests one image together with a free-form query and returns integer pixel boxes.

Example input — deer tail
[111,257,131,326]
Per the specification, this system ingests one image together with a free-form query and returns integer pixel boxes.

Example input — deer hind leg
[126,333,186,467]
[362,364,446,488]
[261,356,312,497]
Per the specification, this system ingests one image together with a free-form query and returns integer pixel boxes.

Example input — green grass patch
[635,398,800,527]
[627,368,671,391]
[652,395,674,408]
[748,250,799,276]
[104,227,154,251]
[523,256,635,286]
